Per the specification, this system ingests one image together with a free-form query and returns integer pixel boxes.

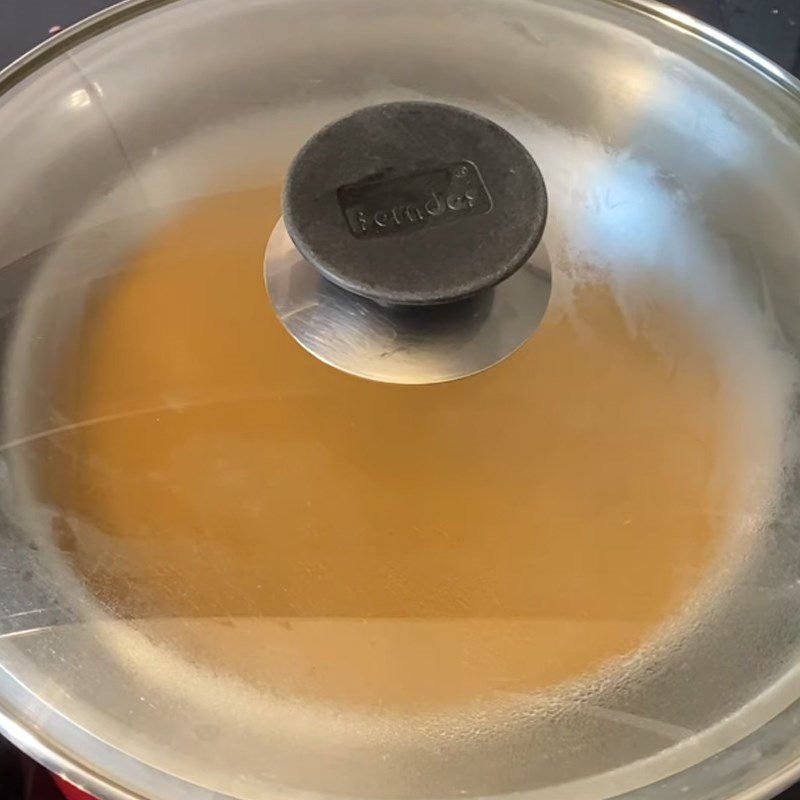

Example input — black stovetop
[0,0,798,799]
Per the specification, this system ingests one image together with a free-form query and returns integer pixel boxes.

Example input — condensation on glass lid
[13,188,788,707]
[1,104,796,796]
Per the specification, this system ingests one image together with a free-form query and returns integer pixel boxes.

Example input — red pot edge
[52,773,99,800]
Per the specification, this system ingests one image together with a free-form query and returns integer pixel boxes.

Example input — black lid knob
[283,102,547,307]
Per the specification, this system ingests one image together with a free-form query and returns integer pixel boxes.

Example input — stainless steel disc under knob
[264,101,551,385]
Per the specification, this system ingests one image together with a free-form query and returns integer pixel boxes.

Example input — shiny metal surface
[1,1,800,800]
[265,218,551,383]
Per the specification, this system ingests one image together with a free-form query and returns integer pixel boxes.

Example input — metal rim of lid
[0,2,799,800]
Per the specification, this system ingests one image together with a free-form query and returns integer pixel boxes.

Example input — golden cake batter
[38,186,744,713]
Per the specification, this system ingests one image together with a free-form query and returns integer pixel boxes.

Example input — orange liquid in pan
[40,186,744,712]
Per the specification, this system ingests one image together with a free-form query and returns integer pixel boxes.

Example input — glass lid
[1,1,800,799]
